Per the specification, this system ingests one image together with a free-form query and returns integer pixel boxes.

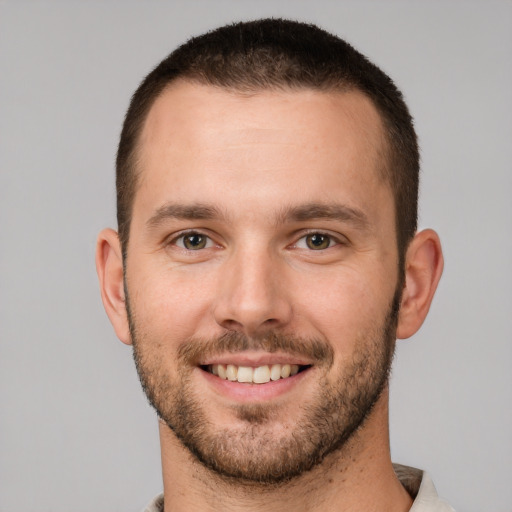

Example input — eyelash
[293,231,345,251]
[168,230,345,252]
[170,230,216,250]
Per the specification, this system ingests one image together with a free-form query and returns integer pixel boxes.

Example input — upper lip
[200,351,314,367]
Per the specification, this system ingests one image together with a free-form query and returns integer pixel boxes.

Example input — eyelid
[164,228,348,250]
[292,230,349,249]
[167,229,218,249]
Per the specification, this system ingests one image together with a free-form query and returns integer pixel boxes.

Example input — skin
[96,81,443,511]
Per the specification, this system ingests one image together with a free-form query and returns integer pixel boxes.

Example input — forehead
[140,81,386,161]
[135,81,390,222]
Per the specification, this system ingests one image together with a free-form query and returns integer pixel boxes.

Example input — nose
[212,247,293,336]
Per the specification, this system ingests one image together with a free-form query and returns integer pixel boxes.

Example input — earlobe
[396,229,444,340]
[95,228,132,345]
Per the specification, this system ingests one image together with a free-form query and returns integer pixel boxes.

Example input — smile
[205,363,310,384]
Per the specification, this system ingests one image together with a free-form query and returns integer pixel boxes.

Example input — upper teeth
[210,364,300,384]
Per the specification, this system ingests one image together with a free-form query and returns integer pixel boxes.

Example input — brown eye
[305,233,331,250]
[180,233,209,250]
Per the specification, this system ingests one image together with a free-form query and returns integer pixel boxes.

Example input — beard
[127,289,400,485]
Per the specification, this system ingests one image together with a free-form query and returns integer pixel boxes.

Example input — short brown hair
[116,18,419,267]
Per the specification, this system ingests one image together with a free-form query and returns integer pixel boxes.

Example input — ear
[396,229,444,339]
[95,228,132,345]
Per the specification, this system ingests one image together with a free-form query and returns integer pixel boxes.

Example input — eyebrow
[146,202,226,229]
[280,203,369,228]
[146,201,369,229]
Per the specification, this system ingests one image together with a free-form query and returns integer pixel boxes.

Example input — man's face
[124,82,400,482]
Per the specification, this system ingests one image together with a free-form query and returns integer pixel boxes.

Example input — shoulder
[141,492,164,512]
[394,463,455,512]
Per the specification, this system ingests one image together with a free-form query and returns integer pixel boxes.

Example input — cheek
[127,264,216,340]
[291,266,393,345]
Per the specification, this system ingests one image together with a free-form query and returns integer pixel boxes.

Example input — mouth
[201,363,312,384]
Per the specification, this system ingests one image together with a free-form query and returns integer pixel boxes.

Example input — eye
[296,233,338,250]
[174,232,213,250]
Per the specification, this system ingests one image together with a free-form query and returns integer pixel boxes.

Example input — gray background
[1,1,511,511]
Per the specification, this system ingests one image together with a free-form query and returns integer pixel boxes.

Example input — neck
[158,390,412,512]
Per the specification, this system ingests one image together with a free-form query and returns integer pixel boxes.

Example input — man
[96,18,450,511]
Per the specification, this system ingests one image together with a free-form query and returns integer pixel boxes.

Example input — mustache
[178,331,334,367]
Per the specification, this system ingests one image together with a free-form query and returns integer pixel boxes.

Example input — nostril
[220,319,244,331]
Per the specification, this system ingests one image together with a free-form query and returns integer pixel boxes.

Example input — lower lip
[198,367,312,402]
